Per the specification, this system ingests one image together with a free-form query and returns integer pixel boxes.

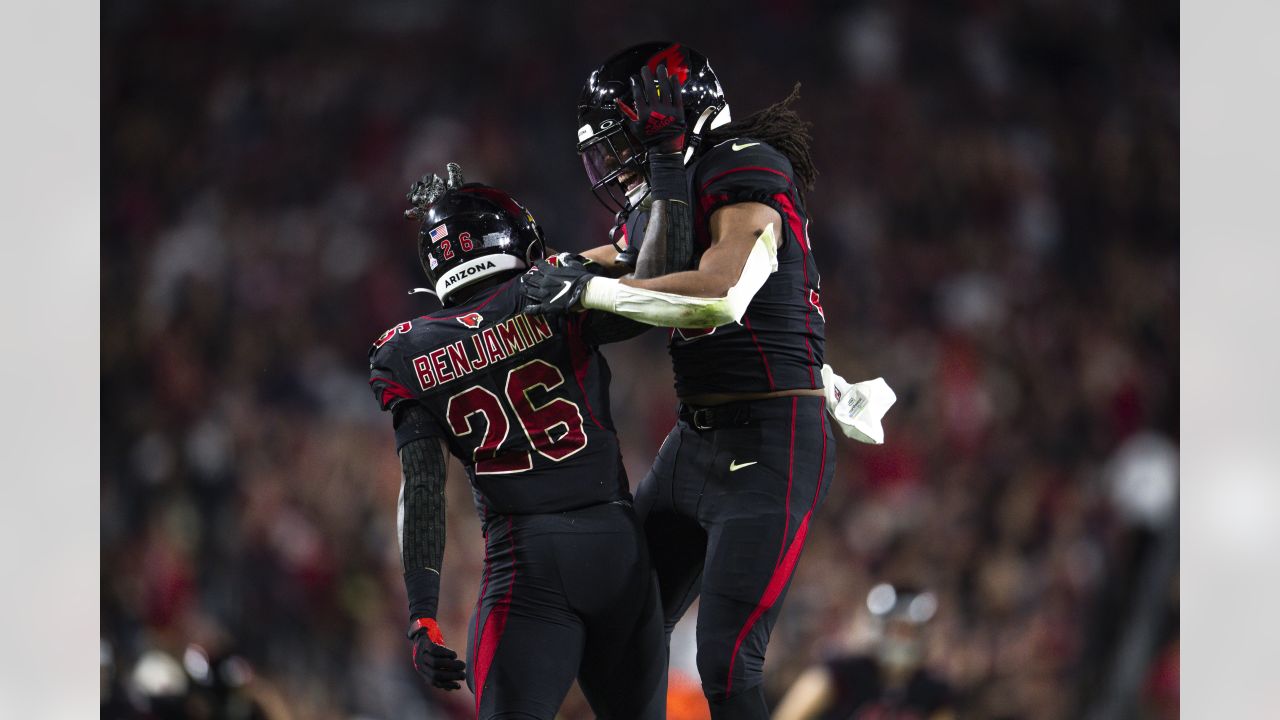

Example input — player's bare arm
[523,201,780,330]
[622,201,778,297]
[578,244,631,272]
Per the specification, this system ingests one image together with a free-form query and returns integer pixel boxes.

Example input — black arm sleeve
[396,404,448,620]
[633,198,695,279]
[580,152,695,347]
[634,151,694,279]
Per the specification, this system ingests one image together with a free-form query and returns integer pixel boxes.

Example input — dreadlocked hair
[702,83,817,192]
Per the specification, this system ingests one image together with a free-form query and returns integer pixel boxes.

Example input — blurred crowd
[102,1,1178,718]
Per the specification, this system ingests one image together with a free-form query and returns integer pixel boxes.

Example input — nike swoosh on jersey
[729,460,758,472]
[548,280,572,304]
[732,142,760,151]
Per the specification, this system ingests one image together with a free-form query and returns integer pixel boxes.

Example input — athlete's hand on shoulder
[408,618,466,690]
[616,64,686,154]
[521,255,595,317]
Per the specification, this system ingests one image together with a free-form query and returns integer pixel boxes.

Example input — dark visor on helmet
[579,127,648,215]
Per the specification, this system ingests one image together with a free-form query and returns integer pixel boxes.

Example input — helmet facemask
[578,124,652,245]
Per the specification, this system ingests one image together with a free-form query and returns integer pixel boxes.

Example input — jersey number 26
[445,359,587,474]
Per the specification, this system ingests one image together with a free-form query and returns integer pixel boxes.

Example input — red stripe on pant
[473,517,517,716]
[724,401,828,696]
[471,536,493,683]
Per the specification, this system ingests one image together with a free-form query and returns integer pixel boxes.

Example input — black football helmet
[405,164,545,306]
[577,42,731,218]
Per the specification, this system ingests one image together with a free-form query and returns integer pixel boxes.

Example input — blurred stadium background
[101,1,1178,718]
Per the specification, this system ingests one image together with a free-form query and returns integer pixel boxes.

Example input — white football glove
[820,364,897,444]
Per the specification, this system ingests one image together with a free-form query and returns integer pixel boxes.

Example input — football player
[773,584,955,720]
[368,163,681,719]
[523,42,845,719]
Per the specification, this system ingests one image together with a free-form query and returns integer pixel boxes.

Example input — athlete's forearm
[581,270,739,328]
[632,199,691,280]
[580,224,779,328]
[633,152,693,280]
[397,411,448,620]
[619,265,728,297]
[579,244,632,275]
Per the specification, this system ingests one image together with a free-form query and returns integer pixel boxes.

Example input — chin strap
[684,104,732,164]
[608,207,630,253]
[608,186,652,255]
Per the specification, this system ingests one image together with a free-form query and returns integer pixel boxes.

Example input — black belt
[678,402,755,430]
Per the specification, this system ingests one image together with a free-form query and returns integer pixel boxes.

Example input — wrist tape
[647,151,688,203]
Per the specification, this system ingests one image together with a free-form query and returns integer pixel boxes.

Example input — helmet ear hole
[527,234,546,263]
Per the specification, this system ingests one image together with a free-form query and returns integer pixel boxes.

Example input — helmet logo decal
[456,312,484,329]
[428,223,449,243]
[647,43,689,84]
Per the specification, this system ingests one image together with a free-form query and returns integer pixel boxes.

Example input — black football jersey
[368,277,629,520]
[667,137,826,396]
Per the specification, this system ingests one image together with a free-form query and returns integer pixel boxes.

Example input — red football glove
[408,618,466,690]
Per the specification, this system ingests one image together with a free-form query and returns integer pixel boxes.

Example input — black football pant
[465,501,667,719]
[635,395,836,718]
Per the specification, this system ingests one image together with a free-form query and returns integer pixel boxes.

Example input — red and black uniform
[672,137,826,394]
[369,277,665,719]
[635,137,837,708]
